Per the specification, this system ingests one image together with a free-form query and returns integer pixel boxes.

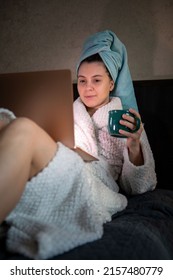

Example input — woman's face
[77,61,114,115]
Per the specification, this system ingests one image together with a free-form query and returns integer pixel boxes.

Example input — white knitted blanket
[6,143,127,259]
[4,98,156,259]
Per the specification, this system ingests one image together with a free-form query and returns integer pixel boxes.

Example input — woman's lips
[84,95,96,99]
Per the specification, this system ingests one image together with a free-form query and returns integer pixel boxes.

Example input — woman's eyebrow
[92,75,103,78]
[78,74,103,78]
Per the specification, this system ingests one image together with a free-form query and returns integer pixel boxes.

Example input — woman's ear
[110,80,114,91]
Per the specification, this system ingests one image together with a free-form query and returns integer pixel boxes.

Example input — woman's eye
[79,80,85,84]
[94,79,101,83]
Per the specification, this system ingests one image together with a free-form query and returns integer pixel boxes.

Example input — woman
[0,30,157,259]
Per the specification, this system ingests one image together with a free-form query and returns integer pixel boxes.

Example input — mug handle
[131,115,141,133]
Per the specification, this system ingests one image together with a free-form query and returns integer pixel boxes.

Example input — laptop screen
[0,69,75,148]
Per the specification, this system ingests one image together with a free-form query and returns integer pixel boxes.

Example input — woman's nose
[85,81,93,90]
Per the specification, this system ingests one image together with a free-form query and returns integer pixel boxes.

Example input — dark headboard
[73,79,173,190]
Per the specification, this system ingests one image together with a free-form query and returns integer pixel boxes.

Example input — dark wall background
[0,0,173,81]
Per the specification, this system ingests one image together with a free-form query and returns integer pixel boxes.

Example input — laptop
[0,69,98,161]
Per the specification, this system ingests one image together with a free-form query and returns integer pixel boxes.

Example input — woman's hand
[119,108,144,166]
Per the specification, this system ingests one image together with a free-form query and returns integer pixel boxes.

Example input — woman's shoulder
[109,97,122,109]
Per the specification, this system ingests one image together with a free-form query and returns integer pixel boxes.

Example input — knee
[12,117,37,132]
[0,117,38,142]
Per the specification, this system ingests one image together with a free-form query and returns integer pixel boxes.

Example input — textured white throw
[6,143,127,259]
[0,108,16,123]
[2,98,156,259]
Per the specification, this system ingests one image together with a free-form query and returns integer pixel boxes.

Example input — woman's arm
[119,129,157,195]
[118,108,144,166]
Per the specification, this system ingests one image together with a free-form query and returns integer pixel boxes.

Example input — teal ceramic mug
[108,109,141,138]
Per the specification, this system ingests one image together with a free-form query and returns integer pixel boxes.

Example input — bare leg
[0,118,57,223]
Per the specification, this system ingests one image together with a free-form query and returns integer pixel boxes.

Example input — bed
[0,78,173,260]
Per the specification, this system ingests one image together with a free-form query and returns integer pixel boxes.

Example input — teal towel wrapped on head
[77,30,138,111]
